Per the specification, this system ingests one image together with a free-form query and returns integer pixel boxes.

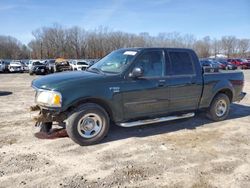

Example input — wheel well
[71,98,114,121]
[217,89,233,102]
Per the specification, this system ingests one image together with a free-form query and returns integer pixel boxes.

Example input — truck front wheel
[206,93,230,121]
[66,103,110,146]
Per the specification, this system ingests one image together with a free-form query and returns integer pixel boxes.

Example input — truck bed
[200,70,244,109]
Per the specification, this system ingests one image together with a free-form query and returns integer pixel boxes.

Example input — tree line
[0,24,250,59]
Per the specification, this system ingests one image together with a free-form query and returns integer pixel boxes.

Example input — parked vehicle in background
[45,59,56,73]
[29,61,47,75]
[28,60,41,70]
[239,59,250,69]
[31,48,246,146]
[228,58,250,69]
[86,59,99,67]
[8,61,24,73]
[0,60,10,72]
[200,59,220,69]
[21,61,29,72]
[216,59,237,70]
[2,61,10,72]
[54,58,71,72]
[71,60,89,71]
[0,60,5,72]
[199,58,236,71]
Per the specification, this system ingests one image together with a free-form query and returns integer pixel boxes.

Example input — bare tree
[221,36,237,58]
[66,27,87,59]
[22,25,250,59]
[194,36,211,58]
[211,39,222,57]
[0,35,28,59]
[237,39,250,57]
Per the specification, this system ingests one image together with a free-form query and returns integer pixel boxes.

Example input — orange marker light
[53,94,61,105]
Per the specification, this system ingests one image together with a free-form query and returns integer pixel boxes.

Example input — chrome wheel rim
[215,99,227,117]
[77,113,103,138]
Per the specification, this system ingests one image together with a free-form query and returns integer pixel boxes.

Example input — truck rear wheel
[66,103,110,146]
[206,93,230,121]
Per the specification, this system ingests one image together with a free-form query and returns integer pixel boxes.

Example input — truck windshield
[89,50,138,74]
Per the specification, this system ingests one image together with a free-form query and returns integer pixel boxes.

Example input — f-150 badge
[109,87,120,93]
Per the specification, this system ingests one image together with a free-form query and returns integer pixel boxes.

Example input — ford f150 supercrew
[31,48,246,145]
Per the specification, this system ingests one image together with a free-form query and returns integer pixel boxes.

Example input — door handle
[189,80,196,85]
[158,80,166,87]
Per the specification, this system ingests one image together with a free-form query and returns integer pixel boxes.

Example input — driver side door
[121,50,170,120]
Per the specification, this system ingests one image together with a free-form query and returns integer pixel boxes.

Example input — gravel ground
[0,71,249,188]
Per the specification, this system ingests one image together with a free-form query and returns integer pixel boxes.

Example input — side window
[169,51,194,75]
[134,50,163,77]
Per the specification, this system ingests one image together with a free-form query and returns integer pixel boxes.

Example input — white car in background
[28,59,42,70]
[8,61,24,72]
[71,60,89,71]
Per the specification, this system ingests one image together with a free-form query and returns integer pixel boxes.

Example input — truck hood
[32,71,103,90]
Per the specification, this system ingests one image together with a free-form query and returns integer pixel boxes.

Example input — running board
[118,113,195,127]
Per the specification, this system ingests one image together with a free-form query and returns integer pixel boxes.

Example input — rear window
[169,51,194,75]
[33,62,43,65]
[77,62,87,65]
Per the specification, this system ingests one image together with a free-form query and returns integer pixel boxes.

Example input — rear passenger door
[166,50,203,112]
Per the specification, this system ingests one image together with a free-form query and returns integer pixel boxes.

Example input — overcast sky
[0,0,249,44]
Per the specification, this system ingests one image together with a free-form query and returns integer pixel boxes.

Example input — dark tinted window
[77,62,88,65]
[33,61,43,65]
[48,60,55,64]
[134,50,163,77]
[169,51,194,75]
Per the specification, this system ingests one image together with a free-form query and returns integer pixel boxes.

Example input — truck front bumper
[30,105,67,123]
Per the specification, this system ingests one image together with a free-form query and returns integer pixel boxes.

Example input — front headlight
[36,90,62,107]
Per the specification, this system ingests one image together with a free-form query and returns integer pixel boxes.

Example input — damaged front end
[30,105,69,138]
[30,105,68,126]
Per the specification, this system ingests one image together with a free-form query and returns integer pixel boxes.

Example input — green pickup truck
[31,48,246,145]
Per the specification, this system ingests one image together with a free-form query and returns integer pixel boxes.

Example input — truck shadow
[0,91,13,96]
[103,103,250,143]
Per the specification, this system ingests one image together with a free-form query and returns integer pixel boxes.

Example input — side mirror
[129,67,143,78]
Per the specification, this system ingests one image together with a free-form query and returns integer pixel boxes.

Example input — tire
[40,122,52,133]
[66,103,110,146]
[206,93,230,121]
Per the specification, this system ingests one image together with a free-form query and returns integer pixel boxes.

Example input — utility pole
[40,41,43,59]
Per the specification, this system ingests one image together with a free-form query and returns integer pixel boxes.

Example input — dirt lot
[0,71,250,188]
